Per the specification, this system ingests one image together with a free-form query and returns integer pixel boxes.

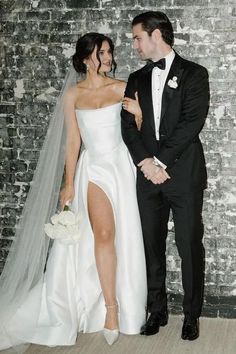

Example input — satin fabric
[0,102,147,349]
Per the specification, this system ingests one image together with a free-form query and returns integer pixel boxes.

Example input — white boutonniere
[168,76,178,89]
[44,202,81,244]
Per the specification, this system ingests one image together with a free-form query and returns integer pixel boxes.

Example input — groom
[121,11,209,340]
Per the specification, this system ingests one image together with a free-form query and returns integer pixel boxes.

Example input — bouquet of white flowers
[44,203,80,244]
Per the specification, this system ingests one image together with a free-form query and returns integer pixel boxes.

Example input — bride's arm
[60,87,81,209]
[115,81,143,130]
[114,80,142,130]
[122,92,142,130]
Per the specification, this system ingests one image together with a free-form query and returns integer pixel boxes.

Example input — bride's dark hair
[73,32,117,75]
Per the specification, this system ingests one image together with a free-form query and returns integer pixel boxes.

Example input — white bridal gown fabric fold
[0,102,147,349]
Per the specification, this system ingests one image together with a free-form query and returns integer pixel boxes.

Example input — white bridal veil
[0,66,79,352]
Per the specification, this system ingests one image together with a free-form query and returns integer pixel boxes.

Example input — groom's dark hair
[132,11,174,47]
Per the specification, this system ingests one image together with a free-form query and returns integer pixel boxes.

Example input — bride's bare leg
[87,182,118,330]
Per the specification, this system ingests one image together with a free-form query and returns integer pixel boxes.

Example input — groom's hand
[150,168,170,185]
[138,158,170,184]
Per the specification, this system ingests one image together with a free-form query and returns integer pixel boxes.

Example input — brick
[18,10,51,21]
[65,0,99,8]
[34,0,65,9]
[2,227,16,237]
[0,105,16,114]
[39,21,71,33]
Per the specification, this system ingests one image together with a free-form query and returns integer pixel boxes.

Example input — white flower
[44,223,54,238]
[168,76,178,89]
[44,209,81,245]
[51,210,77,226]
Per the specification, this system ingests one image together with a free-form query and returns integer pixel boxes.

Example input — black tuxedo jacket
[121,52,210,194]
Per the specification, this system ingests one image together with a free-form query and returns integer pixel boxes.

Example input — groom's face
[132,23,157,61]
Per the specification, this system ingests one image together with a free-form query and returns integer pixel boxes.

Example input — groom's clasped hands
[138,158,171,185]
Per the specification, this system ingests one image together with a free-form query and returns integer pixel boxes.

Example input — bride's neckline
[75,101,121,112]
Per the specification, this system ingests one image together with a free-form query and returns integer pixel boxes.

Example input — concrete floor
[20,316,236,354]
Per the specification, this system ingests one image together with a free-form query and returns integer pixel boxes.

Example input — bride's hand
[59,184,75,210]
[122,92,143,130]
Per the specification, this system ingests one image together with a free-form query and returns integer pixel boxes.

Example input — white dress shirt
[151,49,175,168]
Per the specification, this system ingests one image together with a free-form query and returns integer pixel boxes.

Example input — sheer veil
[0,66,80,352]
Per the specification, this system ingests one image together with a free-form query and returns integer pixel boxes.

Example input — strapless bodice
[75,102,122,157]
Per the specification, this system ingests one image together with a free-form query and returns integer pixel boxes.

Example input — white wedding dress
[0,102,147,350]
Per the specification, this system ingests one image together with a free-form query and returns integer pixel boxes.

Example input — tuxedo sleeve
[156,66,209,169]
[121,73,151,166]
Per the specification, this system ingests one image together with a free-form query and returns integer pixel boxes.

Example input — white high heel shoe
[103,328,119,345]
[103,303,119,345]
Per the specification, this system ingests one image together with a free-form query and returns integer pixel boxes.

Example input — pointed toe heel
[103,328,119,345]
[103,302,119,345]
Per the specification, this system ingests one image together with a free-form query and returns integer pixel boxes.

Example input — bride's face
[87,41,113,74]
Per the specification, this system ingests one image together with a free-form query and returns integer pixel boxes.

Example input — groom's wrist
[153,156,167,170]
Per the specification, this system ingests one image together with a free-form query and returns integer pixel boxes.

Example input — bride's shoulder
[65,84,78,97]
[108,78,126,95]
[64,82,85,101]
[109,78,126,88]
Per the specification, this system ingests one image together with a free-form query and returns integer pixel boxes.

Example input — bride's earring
[103,303,119,345]
[86,63,90,71]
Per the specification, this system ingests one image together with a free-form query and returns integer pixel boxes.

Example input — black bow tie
[148,58,166,70]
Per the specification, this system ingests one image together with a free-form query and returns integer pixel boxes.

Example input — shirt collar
[164,49,175,71]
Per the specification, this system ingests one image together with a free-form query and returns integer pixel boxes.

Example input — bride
[0,32,147,350]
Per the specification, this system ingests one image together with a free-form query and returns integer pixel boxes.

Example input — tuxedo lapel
[161,54,184,122]
[140,70,156,132]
